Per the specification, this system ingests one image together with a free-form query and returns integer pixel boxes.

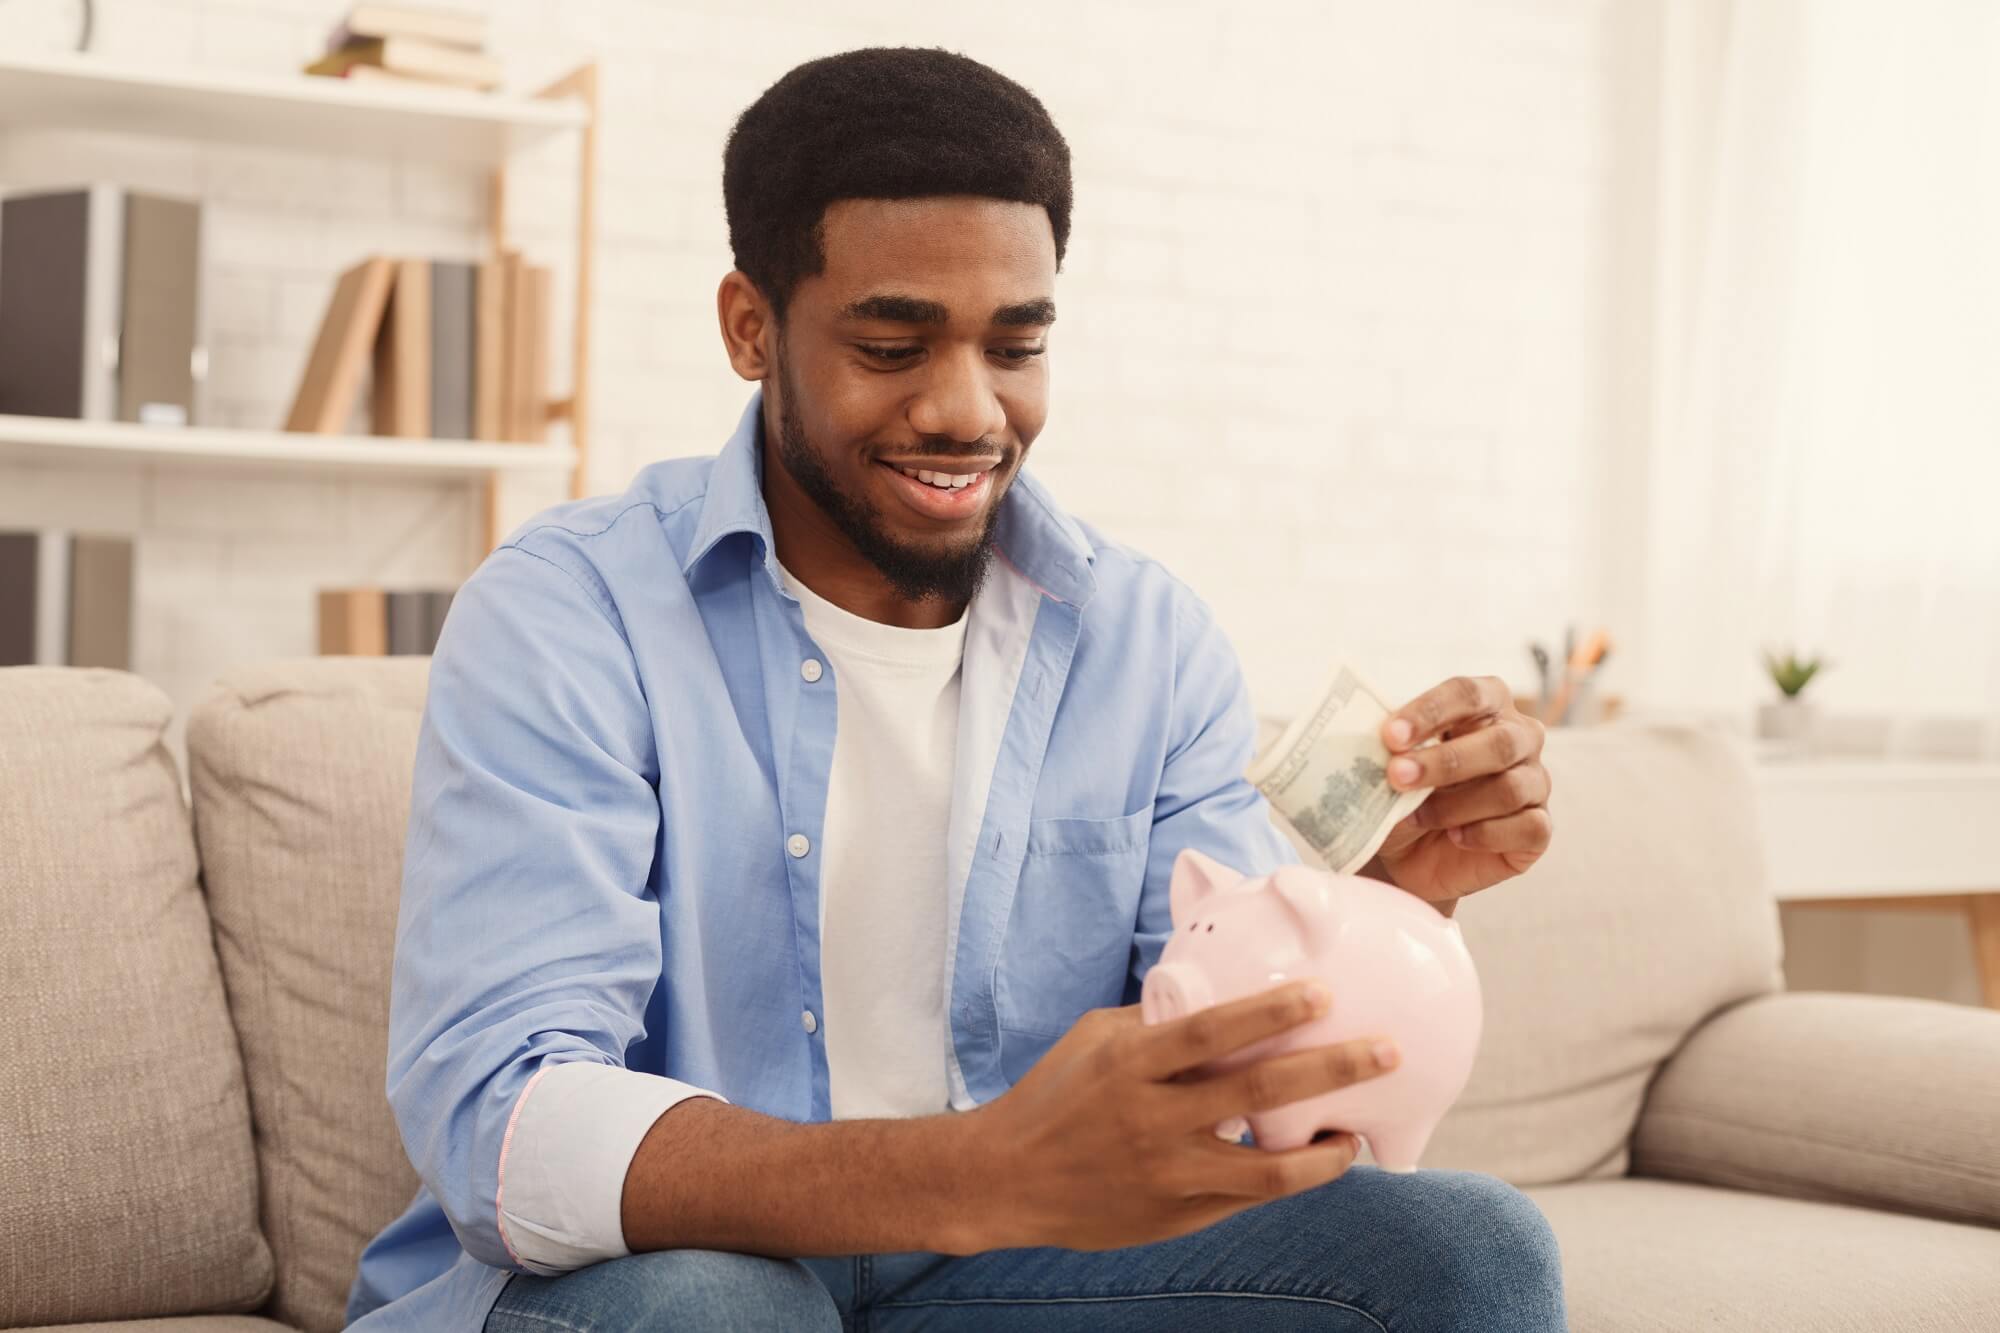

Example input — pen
[1545,628,1610,727]
[1528,642,1551,718]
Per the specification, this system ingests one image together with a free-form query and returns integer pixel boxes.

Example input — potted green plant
[1757,647,1828,751]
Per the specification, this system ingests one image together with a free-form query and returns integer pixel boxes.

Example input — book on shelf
[0,186,205,426]
[423,588,455,651]
[489,249,551,443]
[503,254,552,444]
[307,35,502,91]
[318,585,457,656]
[430,260,476,440]
[289,251,546,441]
[524,263,552,443]
[473,257,506,440]
[0,529,135,670]
[329,4,488,54]
[317,587,387,655]
[372,258,431,438]
[385,589,429,655]
[330,65,459,90]
[287,255,394,434]
[498,250,526,440]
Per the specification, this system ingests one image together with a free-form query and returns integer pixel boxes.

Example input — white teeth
[896,464,977,491]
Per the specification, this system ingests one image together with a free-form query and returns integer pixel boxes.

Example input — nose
[907,345,1007,446]
[1141,962,1215,1027]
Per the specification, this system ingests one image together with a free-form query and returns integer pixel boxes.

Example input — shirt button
[787,833,810,858]
[801,1009,818,1034]
[801,658,823,683]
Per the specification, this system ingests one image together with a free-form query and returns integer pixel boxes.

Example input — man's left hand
[1362,675,1553,913]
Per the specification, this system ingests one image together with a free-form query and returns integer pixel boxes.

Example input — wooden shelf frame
[484,62,599,551]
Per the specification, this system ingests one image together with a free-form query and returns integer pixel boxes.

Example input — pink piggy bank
[1140,849,1482,1172]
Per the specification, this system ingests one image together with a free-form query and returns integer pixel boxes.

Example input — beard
[771,345,1003,606]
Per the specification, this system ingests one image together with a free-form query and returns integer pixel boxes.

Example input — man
[349,47,1562,1331]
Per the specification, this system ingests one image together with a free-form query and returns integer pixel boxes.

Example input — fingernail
[1389,758,1420,786]
[1306,983,1333,1014]
[1373,1041,1400,1069]
[1387,719,1413,748]
[1448,826,1466,846]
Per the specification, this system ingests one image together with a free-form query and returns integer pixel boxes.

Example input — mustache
[877,440,1011,464]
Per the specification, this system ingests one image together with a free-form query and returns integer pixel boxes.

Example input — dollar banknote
[1247,663,1434,875]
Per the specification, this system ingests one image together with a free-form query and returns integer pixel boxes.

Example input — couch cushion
[1262,720,1784,1184]
[187,658,430,1333]
[1524,1176,2000,1331]
[0,667,273,1325]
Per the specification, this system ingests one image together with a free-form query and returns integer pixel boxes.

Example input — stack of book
[319,586,457,656]
[0,530,136,670]
[306,5,500,92]
[286,253,551,442]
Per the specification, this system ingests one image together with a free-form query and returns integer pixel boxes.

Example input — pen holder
[1516,685,1623,727]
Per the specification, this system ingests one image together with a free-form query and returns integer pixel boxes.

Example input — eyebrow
[838,293,1057,328]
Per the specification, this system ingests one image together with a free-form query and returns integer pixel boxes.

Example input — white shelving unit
[0,414,576,481]
[0,48,600,553]
[0,49,588,165]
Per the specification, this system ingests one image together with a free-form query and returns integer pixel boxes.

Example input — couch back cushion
[186,657,429,1333]
[1262,719,1785,1184]
[0,667,272,1325]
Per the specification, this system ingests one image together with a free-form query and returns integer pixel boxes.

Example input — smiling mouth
[874,459,997,521]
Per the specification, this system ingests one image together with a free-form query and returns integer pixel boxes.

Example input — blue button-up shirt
[347,389,1298,1328]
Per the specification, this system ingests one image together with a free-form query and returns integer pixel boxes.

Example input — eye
[994,345,1046,363]
[858,344,920,363]
[1204,923,1215,932]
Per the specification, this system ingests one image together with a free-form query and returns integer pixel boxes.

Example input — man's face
[763,196,1057,603]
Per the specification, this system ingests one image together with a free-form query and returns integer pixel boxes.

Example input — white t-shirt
[777,559,966,1121]
[493,563,973,1274]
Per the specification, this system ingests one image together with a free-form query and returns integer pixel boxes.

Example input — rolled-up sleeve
[386,540,720,1276]
[1129,590,1301,993]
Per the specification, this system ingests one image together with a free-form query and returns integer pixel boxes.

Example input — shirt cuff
[496,1060,727,1275]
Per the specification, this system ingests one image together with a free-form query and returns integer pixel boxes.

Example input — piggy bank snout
[1141,961,1215,1026]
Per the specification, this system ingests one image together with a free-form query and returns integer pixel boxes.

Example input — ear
[1270,866,1340,954]
[1169,849,1247,926]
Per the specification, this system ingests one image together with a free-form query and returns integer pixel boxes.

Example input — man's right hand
[957,983,1397,1253]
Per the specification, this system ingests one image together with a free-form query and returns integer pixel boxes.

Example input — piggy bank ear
[1169,849,1247,925]
[1270,866,1339,954]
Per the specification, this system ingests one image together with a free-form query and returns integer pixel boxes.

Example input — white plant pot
[1757,697,1817,751]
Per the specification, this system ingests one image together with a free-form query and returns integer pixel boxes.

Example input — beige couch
[3,658,1996,1332]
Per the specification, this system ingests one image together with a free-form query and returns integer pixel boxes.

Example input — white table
[1754,758,2000,1007]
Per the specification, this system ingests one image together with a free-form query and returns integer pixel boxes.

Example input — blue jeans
[483,1164,1567,1331]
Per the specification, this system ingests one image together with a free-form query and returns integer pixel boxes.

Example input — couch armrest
[1631,990,2000,1227]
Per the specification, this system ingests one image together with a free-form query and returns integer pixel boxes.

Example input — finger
[1382,675,1510,752]
[1448,806,1554,854]
[1414,764,1552,831]
[1135,981,1330,1080]
[1388,714,1540,792]
[1180,1037,1398,1129]
[1187,1132,1364,1201]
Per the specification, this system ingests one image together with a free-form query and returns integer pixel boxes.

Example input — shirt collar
[682,387,1097,608]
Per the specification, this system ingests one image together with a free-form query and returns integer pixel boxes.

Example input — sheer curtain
[1636,0,2000,753]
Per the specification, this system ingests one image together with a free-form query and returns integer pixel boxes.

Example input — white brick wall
[1,0,1632,758]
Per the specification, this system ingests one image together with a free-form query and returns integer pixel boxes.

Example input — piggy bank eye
[1204,923,1215,932]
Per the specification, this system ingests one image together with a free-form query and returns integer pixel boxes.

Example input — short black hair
[723,47,1072,320]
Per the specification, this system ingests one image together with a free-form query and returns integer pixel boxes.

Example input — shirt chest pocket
[993,806,1152,1040]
